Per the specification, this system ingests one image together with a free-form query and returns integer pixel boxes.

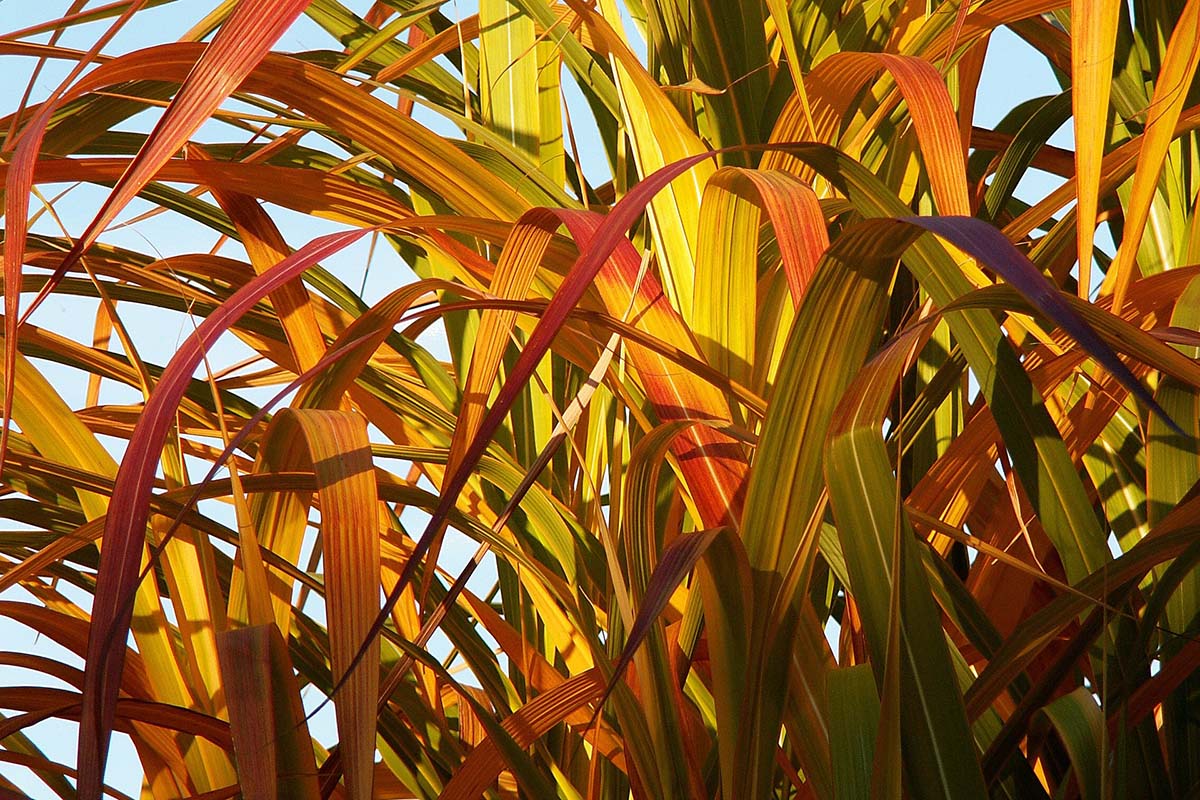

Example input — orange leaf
[1106,0,1200,310]
[1071,0,1121,300]
[437,670,605,799]
[253,409,381,800]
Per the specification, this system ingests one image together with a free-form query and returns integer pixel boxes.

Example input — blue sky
[0,3,1065,797]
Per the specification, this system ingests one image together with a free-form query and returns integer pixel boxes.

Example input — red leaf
[77,227,367,800]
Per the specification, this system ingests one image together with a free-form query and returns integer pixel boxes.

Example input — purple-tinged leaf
[904,215,1182,435]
